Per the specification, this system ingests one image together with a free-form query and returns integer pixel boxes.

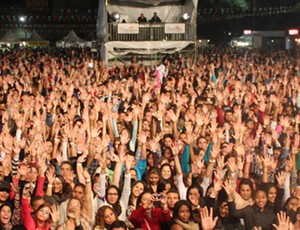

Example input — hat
[0,181,10,192]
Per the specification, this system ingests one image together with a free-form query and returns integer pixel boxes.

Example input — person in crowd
[149,12,161,23]
[0,45,298,230]
[94,205,119,230]
[129,191,171,230]
[170,200,199,230]
[137,13,147,23]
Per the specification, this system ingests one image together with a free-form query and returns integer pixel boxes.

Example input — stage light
[182,13,190,21]
[111,12,120,21]
[19,16,26,22]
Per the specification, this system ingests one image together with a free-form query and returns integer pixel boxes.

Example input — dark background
[0,0,299,43]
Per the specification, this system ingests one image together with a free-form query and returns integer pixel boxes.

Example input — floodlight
[111,12,120,21]
[182,13,190,21]
[19,16,26,22]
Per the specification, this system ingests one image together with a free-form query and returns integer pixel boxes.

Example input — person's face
[225,111,234,122]
[179,133,187,143]
[240,184,252,201]
[163,149,172,160]
[32,199,45,212]
[140,193,154,210]
[45,141,53,154]
[67,199,81,217]
[107,188,119,205]
[255,191,267,209]
[53,179,63,194]
[161,166,172,180]
[0,191,9,202]
[148,173,160,185]
[164,137,173,147]
[147,154,154,167]
[36,207,51,222]
[104,208,117,225]
[28,167,38,183]
[72,186,85,201]
[178,204,190,223]
[286,198,299,211]
[145,112,152,122]
[268,187,277,203]
[130,169,137,181]
[132,182,144,198]
[167,192,179,209]
[197,138,208,150]
[188,188,200,201]
[219,202,229,218]
[0,206,11,225]
[61,163,72,177]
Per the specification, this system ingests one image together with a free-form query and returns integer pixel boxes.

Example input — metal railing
[107,22,195,42]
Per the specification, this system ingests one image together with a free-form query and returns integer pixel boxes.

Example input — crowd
[0,46,298,230]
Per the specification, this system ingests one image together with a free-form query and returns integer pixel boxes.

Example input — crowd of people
[0,46,298,230]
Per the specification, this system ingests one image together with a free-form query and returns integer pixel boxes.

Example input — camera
[156,193,163,200]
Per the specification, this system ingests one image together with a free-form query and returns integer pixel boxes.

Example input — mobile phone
[157,193,163,200]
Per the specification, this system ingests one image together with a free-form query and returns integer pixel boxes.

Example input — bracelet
[85,179,91,183]
[77,162,82,166]
[47,184,53,188]
[209,158,216,163]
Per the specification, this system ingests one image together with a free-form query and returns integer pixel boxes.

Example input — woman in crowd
[129,191,171,230]
[224,181,276,230]
[170,200,199,230]
[94,205,118,230]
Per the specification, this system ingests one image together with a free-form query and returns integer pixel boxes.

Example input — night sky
[0,0,299,43]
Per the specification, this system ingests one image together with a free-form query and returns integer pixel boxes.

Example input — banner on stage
[118,23,139,34]
[164,23,185,34]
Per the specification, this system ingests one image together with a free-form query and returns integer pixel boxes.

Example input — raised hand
[50,205,60,223]
[200,206,218,230]
[272,211,294,230]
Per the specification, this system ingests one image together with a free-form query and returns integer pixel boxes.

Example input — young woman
[146,167,161,194]
[160,163,174,181]
[94,205,118,230]
[126,181,146,218]
[129,192,171,230]
[0,203,13,230]
[225,181,276,230]
[170,200,199,230]
[233,179,254,210]
[21,191,59,230]
[57,198,93,230]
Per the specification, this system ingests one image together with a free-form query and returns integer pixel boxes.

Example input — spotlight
[111,12,120,21]
[19,16,26,22]
[182,13,190,21]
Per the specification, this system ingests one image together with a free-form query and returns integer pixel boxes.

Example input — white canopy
[62,30,85,43]
[0,30,20,44]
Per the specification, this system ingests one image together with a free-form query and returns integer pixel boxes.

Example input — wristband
[47,184,53,188]
[85,179,91,183]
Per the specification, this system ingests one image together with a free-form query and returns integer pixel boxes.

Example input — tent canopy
[27,30,48,42]
[0,30,20,43]
[62,30,85,43]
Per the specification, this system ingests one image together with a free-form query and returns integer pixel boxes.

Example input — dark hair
[128,181,146,207]
[136,191,152,209]
[160,163,174,180]
[239,178,254,195]
[105,185,122,216]
[111,220,127,230]
[173,200,194,222]
[186,184,203,203]
[12,225,27,230]
[157,179,172,194]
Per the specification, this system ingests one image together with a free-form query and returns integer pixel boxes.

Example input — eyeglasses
[39,208,50,215]
[107,193,118,196]
[69,203,81,208]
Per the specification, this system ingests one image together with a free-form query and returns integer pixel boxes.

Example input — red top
[130,206,171,230]
[21,198,52,230]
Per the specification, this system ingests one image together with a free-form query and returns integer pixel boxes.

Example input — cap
[0,181,10,192]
